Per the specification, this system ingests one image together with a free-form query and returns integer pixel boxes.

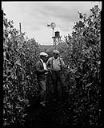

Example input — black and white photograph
[2,1,102,128]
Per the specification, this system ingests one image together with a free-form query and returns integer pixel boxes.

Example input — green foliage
[3,11,40,126]
[63,5,101,127]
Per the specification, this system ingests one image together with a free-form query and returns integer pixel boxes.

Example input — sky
[2,1,102,45]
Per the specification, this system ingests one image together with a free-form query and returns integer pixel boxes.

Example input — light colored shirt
[47,57,65,71]
[52,57,61,71]
[40,59,47,70]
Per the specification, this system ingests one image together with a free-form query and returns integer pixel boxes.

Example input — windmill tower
[47,22,61,49]
[47,22,56,45]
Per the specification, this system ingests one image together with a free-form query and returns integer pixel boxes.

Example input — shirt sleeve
[46,57,52,68]
[35,61,45,73]
[60,58,65,67]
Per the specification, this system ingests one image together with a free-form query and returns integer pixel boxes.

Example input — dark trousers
[51,70,65,101]
[38,76,47,104]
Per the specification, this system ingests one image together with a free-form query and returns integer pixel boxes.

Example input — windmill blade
[51,22,56,29]
[47,24,51,27]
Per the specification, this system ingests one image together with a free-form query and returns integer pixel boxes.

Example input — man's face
[53,53,59,59]
[41,56,47,62]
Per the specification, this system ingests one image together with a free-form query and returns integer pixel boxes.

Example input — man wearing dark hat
[47,50,66,102]
[35,52,48,106]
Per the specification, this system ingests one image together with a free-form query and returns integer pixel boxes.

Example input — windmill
[47,22,56,46]
[47,22,61,49]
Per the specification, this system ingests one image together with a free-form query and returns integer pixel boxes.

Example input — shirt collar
[40,59,45,63]
[53,56,59,60]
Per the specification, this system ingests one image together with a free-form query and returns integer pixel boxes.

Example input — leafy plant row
[3,5,101,128]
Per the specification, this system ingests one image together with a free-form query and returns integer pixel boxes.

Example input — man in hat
[47,50,66,102]
[35,52,48,106]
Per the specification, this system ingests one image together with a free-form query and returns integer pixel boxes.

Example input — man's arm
[46,58,52,69]
[60,58,67,68]
[35,61,46,74]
